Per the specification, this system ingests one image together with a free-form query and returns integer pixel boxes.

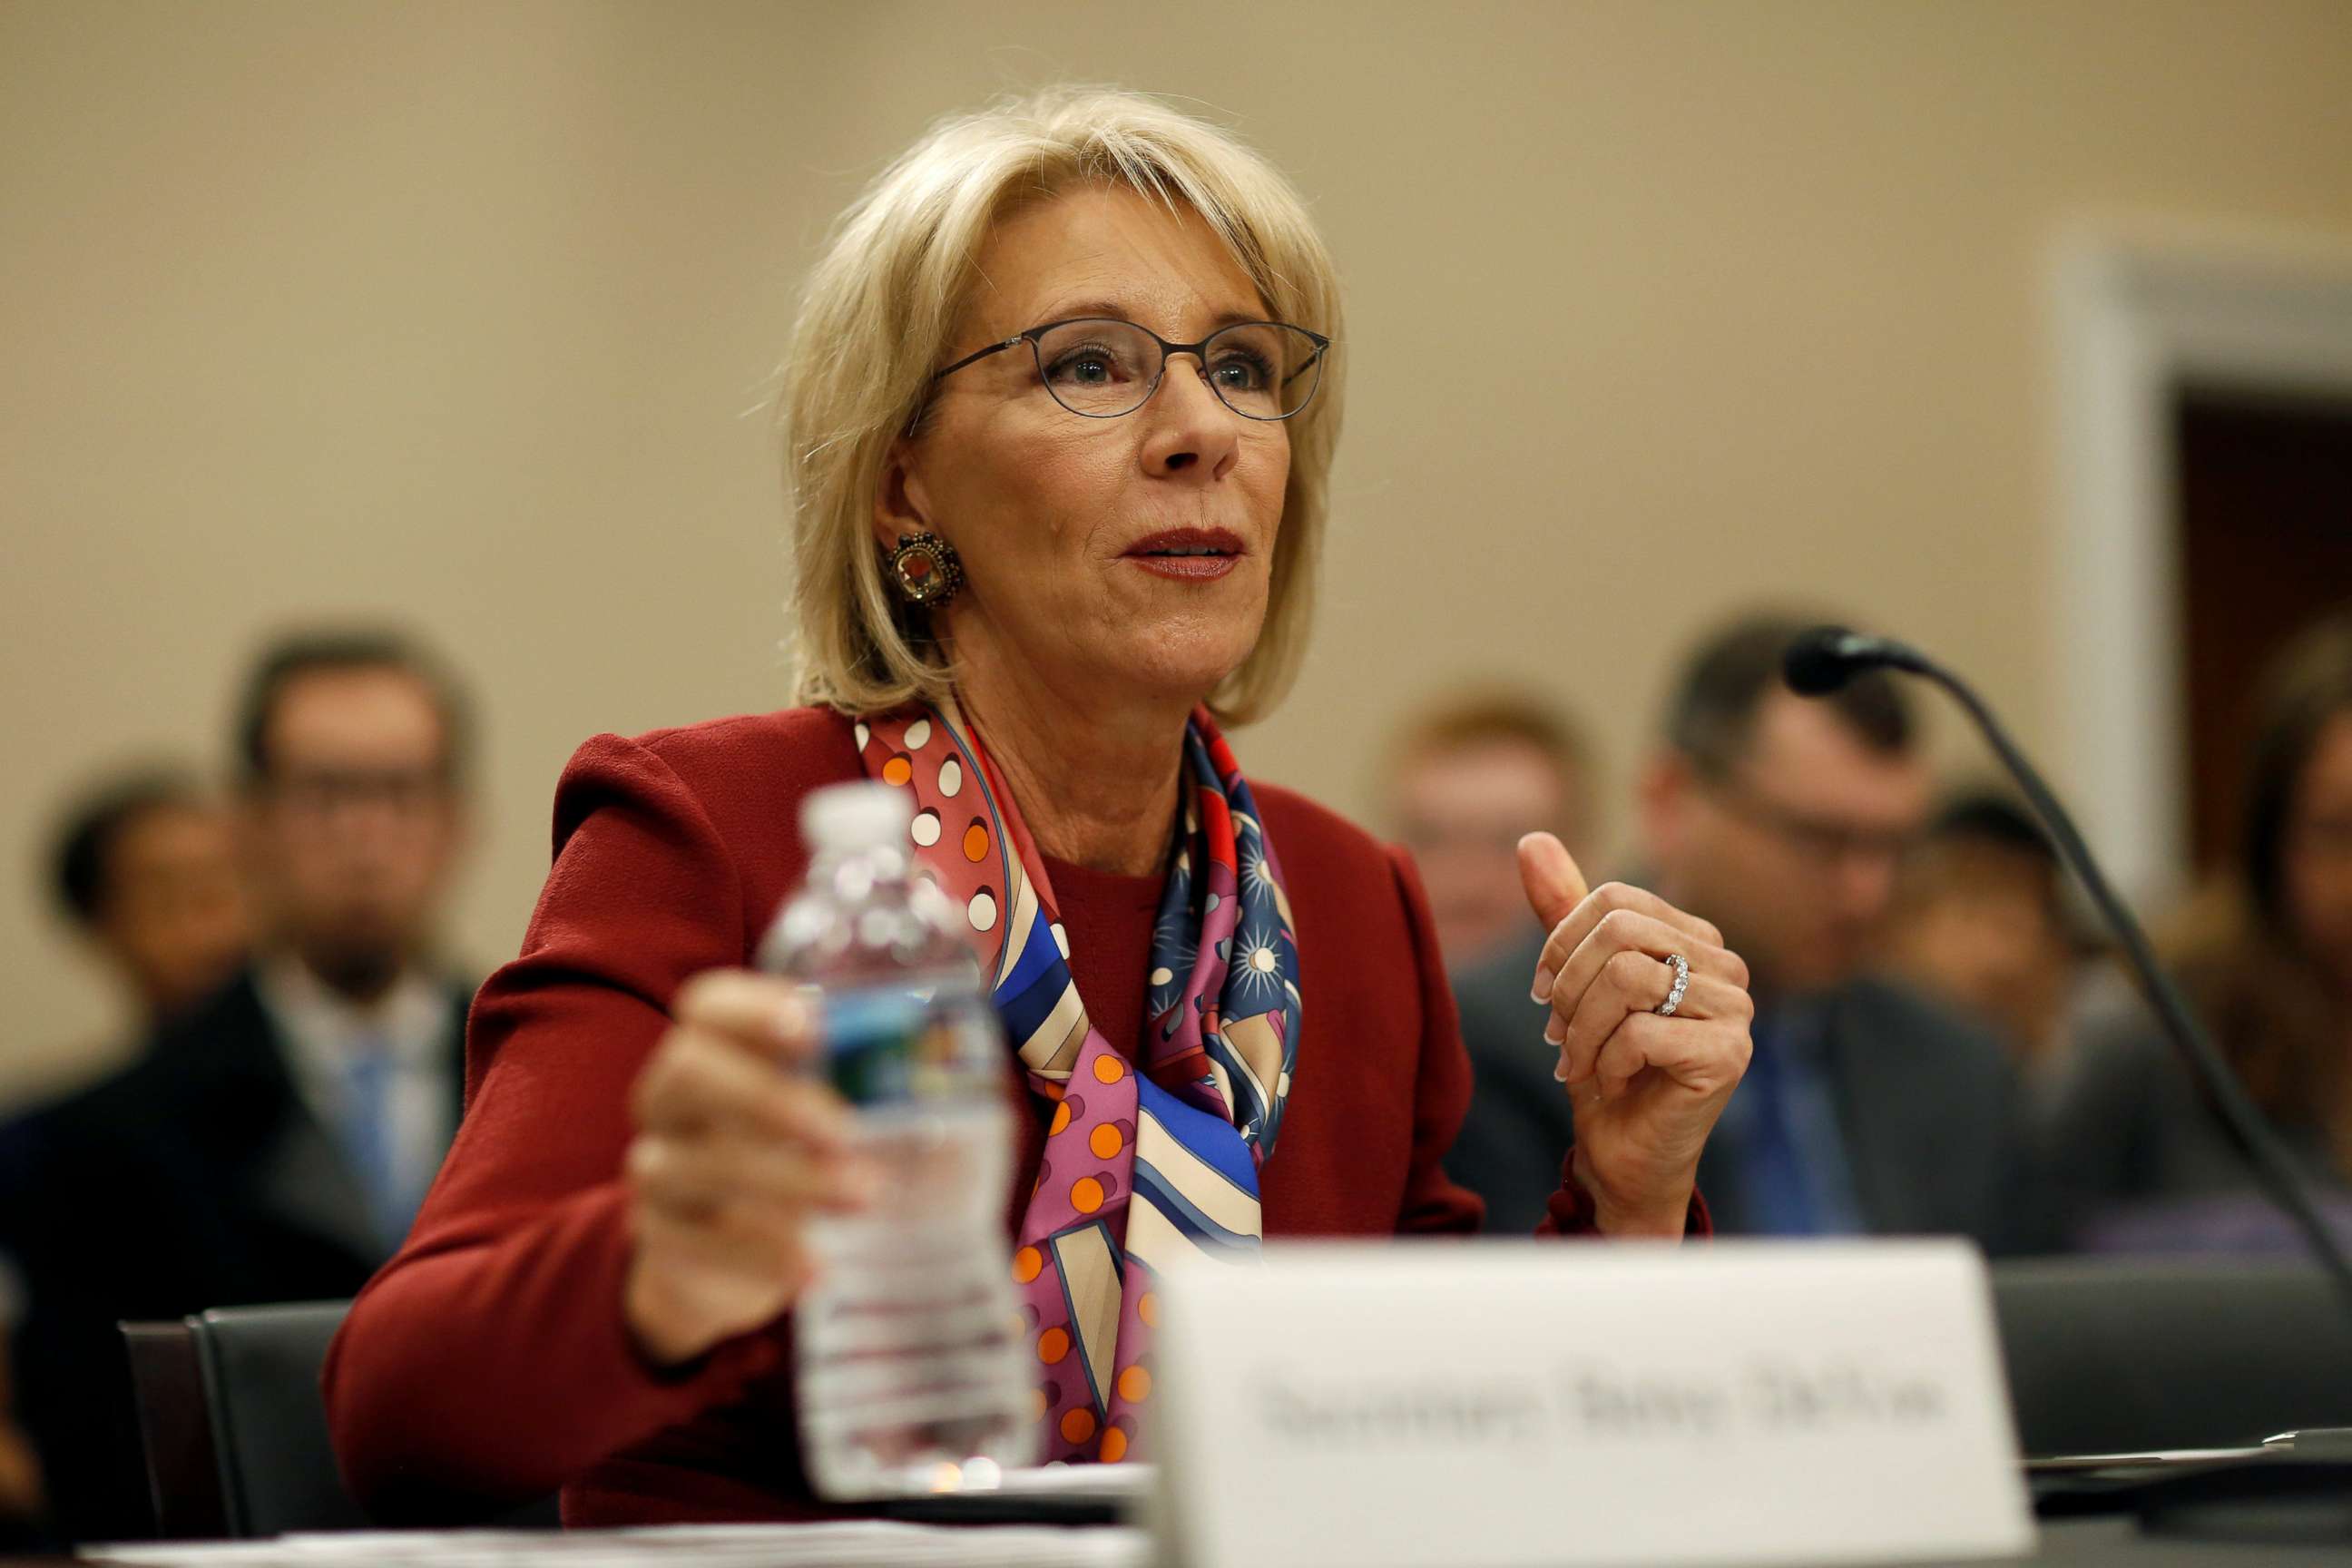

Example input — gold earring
[888,531,965,607]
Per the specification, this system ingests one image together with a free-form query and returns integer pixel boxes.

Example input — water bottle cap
[801,780,915,853]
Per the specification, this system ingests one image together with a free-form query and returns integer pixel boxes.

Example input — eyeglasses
[262,767,451,821]
[927,316,1331,422]
[1703,776,1923,871]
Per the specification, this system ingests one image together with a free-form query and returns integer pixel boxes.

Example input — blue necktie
[339,1041,416,1252]
[1739,1017,1824,1236]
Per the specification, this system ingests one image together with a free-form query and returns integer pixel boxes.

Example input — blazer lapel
[1693,1117,1749,1233]
[251,1108,384,1264]
[1818,987,1923,1236]
[220,975,387,1266]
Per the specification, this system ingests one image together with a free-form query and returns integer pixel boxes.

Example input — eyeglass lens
[1032,318,1323,420]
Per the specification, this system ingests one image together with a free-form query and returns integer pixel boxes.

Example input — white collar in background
[255,954,451,1078]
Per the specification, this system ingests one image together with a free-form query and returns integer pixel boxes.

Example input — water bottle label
[821,986,975,1106]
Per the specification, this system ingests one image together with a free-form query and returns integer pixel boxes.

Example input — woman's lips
[1127,553,1240,581]
[1123,527,1245,581]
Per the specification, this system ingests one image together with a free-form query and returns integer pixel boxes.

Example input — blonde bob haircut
[780,85,1346,725]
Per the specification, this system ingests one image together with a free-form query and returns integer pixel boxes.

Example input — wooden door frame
[2048,220,2352,902]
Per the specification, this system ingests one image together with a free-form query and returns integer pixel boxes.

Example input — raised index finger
[1516,832,1591,931]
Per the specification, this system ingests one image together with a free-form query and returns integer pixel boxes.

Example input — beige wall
[5,0,2350,1105]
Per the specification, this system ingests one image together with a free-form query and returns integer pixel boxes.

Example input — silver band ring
[1654,952,1691,1017]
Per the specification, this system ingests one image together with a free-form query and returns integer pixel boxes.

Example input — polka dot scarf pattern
[854,696,1299,1464]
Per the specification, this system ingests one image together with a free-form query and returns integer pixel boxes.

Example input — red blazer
[323,708,1651,1526]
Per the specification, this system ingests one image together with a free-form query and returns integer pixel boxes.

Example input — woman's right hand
[622,969,871,1367]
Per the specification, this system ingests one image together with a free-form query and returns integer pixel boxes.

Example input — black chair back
[123,1301,365,1538]
[1992,1257,2352,1457]
[122,1319,226,1541]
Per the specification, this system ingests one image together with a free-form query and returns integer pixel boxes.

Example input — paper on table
[2024,1447,2271,1475]
[985,1461,1151,1496]
[82,1521,1146,1568]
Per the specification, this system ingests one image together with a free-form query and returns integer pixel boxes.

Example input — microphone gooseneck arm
[1788,630,2352,1319]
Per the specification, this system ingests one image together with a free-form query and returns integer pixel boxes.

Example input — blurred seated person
[1883,790,2089,1086]
[323,88,1752,1527]
[1,630,476,1543]
[2047,612,2352,1251]
[1382,690,1597,969]
[1453,613,2047,1247]
[50,769,249,1045]
[0,1258,40,1546]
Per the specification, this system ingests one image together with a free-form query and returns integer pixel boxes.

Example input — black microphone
[1785,625,2352,1316]
[1781,626,1931,695]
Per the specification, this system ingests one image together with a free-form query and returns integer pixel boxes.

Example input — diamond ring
[1654,952,1691,1017]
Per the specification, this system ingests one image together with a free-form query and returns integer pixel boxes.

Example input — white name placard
[1149,1240,2033,1568]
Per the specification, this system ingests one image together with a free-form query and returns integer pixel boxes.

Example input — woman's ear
[872,436,933,553]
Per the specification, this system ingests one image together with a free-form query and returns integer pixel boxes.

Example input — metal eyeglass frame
[925,316,1333,423]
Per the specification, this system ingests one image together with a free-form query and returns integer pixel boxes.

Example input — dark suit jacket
[0,967,469,1544]
[2040,985,2347,1250]
[1444,933,1584,1235]
[1446,931,2053,1252]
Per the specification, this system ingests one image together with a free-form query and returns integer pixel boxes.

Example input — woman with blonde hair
[327,86,1751,1524]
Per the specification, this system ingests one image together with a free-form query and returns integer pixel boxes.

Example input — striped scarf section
[853,695,1298,1463]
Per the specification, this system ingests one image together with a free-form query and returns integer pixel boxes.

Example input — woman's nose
[1140,358,1240,480]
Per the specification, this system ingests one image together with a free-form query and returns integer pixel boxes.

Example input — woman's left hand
[1518,832,1752,1236]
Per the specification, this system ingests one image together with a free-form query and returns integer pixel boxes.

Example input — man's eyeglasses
[1703,776,1923,870]
[927,317,1331,423]
[262,767,450,820]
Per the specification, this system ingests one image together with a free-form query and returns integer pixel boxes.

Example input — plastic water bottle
[759,780,1037,1498]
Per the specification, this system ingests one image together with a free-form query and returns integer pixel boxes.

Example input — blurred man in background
[49,769,250,1042]
[1884,790,2088,1085]
[0,630,478,1543]
[1384,691,1596,969]
[1449,613,2047,1249]
[1391,692,1603,1230]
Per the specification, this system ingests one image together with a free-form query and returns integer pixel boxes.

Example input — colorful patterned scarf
[854,696,1298,1465]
